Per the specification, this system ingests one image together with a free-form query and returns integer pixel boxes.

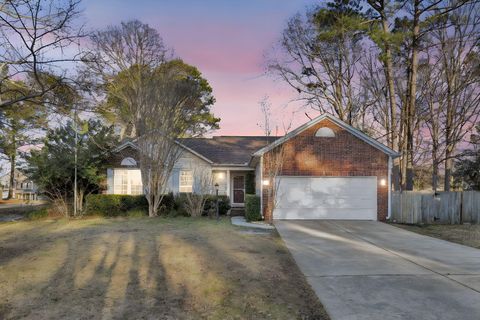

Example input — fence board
[462,191,480,224]
[391,191,478,225]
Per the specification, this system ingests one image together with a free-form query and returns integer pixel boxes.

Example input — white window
[129,170,143,195]
[113,169,143,195]
[121,157,137,166]
[179,170,193,193]
[315,127,335,137]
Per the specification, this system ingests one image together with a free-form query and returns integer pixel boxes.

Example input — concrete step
[229,208,245,216]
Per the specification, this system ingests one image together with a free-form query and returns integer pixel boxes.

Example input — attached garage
[253,114,400,222]
[273,176,377,220]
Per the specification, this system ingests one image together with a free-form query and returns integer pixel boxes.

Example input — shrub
[245,195,261,221]
[26,207,49,220]
[174,194,231,217]
[160,192,176,212]
[173,193,191,217]
[245,172,256,195]
[203,195,231,215]
[84,194,174,216]
[184,193,207,217]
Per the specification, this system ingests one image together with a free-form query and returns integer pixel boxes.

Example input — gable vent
[315,127,335,138]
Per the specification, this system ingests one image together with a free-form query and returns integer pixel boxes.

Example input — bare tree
[268,2,366,124]
[0,0,84,109]
[88,21,218,216]
[367,0,400,153]
[396,0,473,190]
[417,54,445,192]
[184,167,213,217]
[137,65,211,216]
[258,97,291,219]
[433,3,480,190]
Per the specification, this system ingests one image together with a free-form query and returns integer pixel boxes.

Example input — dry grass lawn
[393,223,480,249]
[0,217,328,320]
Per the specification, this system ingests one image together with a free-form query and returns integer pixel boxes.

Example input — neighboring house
[0,169,38,200]
[106,114,399,221]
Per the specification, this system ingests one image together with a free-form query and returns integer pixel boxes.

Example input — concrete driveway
[275,220,480,320]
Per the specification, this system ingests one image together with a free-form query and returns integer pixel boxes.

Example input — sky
[82,0,319,136]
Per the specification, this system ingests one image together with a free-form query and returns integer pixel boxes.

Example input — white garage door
[273,176,377,220]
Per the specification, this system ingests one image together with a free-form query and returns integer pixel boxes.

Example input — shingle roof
[179,136,279,165]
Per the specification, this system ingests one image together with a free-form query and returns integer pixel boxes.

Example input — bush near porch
[85,194,230,217]
[245,194,261,221]
[85,194,166,216]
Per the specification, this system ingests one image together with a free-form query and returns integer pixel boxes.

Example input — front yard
[0,217,327,319]
[393,223,480,249]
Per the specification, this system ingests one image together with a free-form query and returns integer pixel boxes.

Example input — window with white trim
[315,127,335,137]
[121,157,137,166]
[179,170,193,193]
[113,169,143,195]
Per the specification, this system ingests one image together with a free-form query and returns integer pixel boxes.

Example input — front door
[233,175,245,204]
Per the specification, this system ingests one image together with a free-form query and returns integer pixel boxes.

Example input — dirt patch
[0,217,328,319]
[392,223,480,249]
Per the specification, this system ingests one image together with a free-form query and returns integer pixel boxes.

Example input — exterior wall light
[262,179,270,186]
[217,172,225,180]
[380,178,387,186]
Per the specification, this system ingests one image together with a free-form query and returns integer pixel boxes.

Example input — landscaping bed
[392,223,480,249]
[0,217,328,319]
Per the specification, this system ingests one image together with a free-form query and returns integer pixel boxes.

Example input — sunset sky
[82,0,319,135]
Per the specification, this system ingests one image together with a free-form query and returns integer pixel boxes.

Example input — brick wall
[262,118,389,221]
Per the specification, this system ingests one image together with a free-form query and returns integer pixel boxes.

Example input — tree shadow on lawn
[0,218,328,320]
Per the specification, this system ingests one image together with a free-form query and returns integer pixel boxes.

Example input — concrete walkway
[231,216,274,230]
[275,220,480,320]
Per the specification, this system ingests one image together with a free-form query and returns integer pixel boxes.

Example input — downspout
[387,155,392,220]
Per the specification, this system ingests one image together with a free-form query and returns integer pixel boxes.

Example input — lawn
[393,223,480,249]
[0,217,328,320]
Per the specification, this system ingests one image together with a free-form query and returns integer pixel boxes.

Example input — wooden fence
[391,191,480,224]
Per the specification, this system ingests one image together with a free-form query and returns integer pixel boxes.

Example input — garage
[273,176,377,220]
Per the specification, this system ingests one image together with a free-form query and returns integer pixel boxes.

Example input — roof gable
[113,136,279,166]
[253,114,399,157]
[179,136,278,165]
[113,139,213,164]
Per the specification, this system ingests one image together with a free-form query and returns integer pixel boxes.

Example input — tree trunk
[432,150,439,193]
[405,1,420,191]
[381,16,400,191]
[444,146,454,191]
[7,153,15,199]
[443,53,456,192]
[147,194,156,217]
[432,162,438,192]
[76,189,84,214]
[381,18,398,152]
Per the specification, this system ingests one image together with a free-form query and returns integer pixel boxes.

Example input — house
[106,114,399,221]
[0,169,39,200]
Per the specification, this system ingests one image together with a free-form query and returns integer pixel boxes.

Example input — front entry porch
[212,168,254,208]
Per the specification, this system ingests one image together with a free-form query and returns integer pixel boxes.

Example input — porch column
[226,170,231,198]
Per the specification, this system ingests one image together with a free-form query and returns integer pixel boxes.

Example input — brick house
[107,114,399,221]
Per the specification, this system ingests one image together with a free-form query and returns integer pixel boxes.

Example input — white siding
[212,170,228,195]
[106,169,113,194]
[255,163,261,196]
[173,151,212,194]
[106,149,215,195]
